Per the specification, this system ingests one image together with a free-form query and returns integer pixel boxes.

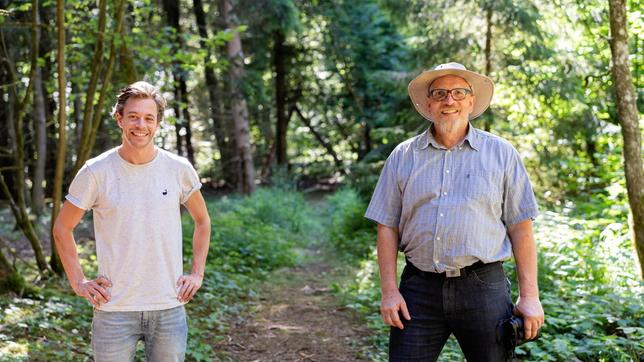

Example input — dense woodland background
[0,0,642,360]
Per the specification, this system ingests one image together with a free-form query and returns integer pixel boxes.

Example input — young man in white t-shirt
[53,81,211,361]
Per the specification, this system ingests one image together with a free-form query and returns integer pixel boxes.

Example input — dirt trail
[214,252,371,362]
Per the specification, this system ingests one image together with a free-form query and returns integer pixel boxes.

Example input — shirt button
[436,237,441,241]
[440,213,444,217]
[443,192,448,195]
[446,170,450,173]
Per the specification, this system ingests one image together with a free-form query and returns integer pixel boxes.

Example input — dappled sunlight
[331,189,643,361]
[1,0,641,360]
[0,341,29,360]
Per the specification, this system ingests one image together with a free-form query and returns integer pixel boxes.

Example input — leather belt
[405,259,502,278]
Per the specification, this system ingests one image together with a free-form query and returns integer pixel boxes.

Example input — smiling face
[426,75,474,137]
[115,97,159,152]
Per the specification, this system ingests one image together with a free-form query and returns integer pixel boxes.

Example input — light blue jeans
[91,305,187,362]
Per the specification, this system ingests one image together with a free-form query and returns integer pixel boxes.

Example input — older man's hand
[381,289,411,330]
[513,295,544,340]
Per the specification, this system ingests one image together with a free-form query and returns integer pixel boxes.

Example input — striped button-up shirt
[365,125,538,273]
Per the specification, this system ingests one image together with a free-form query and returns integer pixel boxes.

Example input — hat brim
[408,68,494,121]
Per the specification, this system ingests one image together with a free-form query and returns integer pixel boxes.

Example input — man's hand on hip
[381,289,411,329]
[513,295,544,340]
[176,273,203,303]
[74,275,112,308]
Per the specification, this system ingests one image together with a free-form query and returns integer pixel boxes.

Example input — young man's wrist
[190,270,205,278]
[70,277,86,293]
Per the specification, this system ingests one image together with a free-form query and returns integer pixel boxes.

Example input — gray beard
[432,119,457,135]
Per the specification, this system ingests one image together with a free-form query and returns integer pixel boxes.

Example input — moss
[0,272,40,297]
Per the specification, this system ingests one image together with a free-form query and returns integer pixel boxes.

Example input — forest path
[213,245,372,361]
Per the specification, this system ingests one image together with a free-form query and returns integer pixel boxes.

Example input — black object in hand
[496,315,540,348]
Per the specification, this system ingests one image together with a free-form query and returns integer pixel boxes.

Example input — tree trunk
[0,236,30,295]
[180,80,196,165]
[0,0,50,274]
[0,243,14,281]
[173,97,185,157]
[258,103,275,183]
[50,0,67,275]
[72,79,83,153]
[274,29,288,166]
[357,121,372,161]
[66,0,124,178]
[483,6,494,132]
[81,0,125,168]
[38,3,57,200]
[1,77,17,200]
[608,0,644,278]
[72,0,107,176]
[221,0,256,194]
[32,6,46,216]
[162,0,195,165]
[193,0,234,185]
[118,6,138,85]
[161,0,181,147]
[0,170,49,274]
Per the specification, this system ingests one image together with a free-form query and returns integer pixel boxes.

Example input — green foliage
[182,188,322,360]
[327,190,643,361]
[0,272,39,297]
[183,188,320,276]
[512,211,643,361]
[326,188,376,262]
[0,294,93,361]
[0,188,318,361]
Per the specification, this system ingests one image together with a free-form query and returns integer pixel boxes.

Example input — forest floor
[213,246,373,362]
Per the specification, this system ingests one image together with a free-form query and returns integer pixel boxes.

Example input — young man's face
[426,75,474,134]
[115,97,159,151]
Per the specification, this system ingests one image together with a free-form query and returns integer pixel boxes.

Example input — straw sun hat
[407,62,494,121]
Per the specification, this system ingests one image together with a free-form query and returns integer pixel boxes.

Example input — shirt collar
[415,123,480,151]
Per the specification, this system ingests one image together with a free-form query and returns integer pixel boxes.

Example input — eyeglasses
[428,88,472,101]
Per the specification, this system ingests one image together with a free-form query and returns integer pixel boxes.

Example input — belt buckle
[445,269,461,277]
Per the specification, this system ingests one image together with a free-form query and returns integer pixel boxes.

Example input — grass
[0,187,321,361]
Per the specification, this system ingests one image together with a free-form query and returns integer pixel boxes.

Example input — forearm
[508,220,539,297]
[52,228,85,290]
[377,224,400,293]
[190,220,210,276]
[508,219,544,338]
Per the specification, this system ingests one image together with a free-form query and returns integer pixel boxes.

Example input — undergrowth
[0,187,318,361]
[327,188,644,362]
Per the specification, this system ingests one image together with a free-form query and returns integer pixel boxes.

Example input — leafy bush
[183,188,318,276]
[327,193,644,361]
[1,187,318,361]
[326,188,377,262]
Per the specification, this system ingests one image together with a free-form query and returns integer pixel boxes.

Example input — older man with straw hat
[365,62,544,361]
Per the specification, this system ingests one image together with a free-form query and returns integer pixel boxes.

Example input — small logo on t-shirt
[162,189,168,195]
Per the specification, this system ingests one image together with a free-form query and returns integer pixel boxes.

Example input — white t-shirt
[66,147,202,311]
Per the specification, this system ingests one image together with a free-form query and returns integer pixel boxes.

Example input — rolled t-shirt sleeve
[65,164,98,210]
[179,162,202,204]
[365,149,402,228]
[502,148,539,226]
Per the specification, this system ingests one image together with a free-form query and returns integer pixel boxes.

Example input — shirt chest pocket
[463,172,502,201]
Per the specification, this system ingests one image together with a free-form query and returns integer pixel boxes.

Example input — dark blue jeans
[389,261,513,362]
